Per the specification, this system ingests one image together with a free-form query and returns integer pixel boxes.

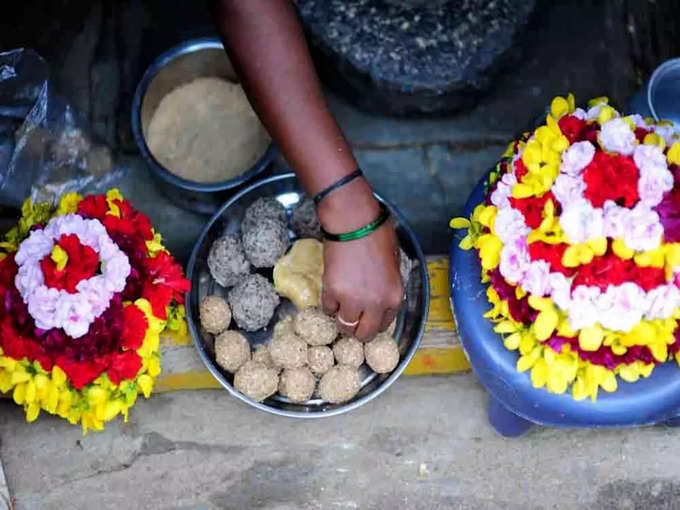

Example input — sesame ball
[234,361,279,402]
[294,307,338,346]
[308,346,334,375]
[290,197,321,240]
[199,295,231,335]
[242,217,290,268]
[270,331,308,369]
[319,365,361,404]
[278,367,316,403]
[215,331,251,373]
[242,197,287,234]
[228,274,280,331]
[365,333,400,374]
[332,337,364,368]
[207,234,251,288]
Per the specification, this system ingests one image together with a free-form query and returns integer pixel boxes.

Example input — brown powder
[146,77,270,183]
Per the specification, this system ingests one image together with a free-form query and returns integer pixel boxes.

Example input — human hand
[318,180,403,341]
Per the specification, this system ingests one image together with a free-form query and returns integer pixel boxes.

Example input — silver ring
[337,315,359,328]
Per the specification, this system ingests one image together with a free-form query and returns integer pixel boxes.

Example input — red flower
[107,351,143,385]
[558,115,587,144]
[142,281,174,319]
[77,195,109,221]
[572,251,665,291]
[55,356,104,390]
[509,191,559,229]
[583,152,639,208]
[528,241,575,276]
[40,234,99,293]
[121,304,148,350]
[634,127,651,142]
[514,158,529,181]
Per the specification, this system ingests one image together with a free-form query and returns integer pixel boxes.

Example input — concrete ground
[2,374,680,510]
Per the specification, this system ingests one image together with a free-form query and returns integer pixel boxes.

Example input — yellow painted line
[425,258,455,332]
[155,370,222,393]
[403,347,470,376]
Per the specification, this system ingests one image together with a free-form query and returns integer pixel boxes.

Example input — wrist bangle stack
[321,202,391,242]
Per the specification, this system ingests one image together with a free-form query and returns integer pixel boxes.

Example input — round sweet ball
[242,197,287,234]
[308,346,334,375]
[228,274,280,331]
[294,307,338,346]
[333,337,364,368]
[199,295,231,335]
[290,197,321,240]
[270,331,308,369]
[319,365,361,404]
[273,315,295,339]
[234,361,279,402]
[278,367,316,403]
[365,333,400,374]
[207,234,251,288]
[252,344,276,369]
[242,218,290,268]
[215,331,251,373]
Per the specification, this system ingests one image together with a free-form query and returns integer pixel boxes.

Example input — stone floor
[3,375,680,510]
[0,2,668,508]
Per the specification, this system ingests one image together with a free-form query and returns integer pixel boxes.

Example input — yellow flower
[528,296,559,341]
[579,325,604,351]
[597,105,618,125]
[145,231,165,256]
[477,234,502,271]
[449,218,471,229]
[50,244,68,270]
[56,192,83,215]
[644,132,666,151]
[587,96,609,108]
[667,142,680,165]
[612,238,634,260]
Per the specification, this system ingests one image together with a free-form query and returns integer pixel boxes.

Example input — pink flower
[559,199,604,243]
[521,260,551,296]
[560,141,595,176]
[599,118,636,156]
[552,174,585,208]
[494,207,530,244]
[490,172,517,209]
[623,204,663,251]
[499,237,530,284]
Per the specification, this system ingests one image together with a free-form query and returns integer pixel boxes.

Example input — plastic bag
[0,48,126,209]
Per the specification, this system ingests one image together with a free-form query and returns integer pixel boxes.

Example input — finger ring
[337,315,359,328]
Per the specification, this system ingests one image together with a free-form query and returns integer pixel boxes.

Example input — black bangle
[321,202,391,242]
[313,169,364,206]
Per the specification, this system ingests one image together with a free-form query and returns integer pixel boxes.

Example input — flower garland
[452,95,680,401]
[0,190,190,432]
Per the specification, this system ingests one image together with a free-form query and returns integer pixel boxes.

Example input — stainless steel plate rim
[185,172,430,418]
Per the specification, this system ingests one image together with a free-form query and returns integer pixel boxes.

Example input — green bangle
[321,203,391,242]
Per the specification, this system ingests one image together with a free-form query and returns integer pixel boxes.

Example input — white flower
[622,204,663,252]
[572,108,587,120]
[14,215,131,338]
[490,172,517,210]
[646,285,680,320]
[586,104,605,120]
[598,118,636,155]
[494,207,530,244]
[548,272,571,311]
[598,283,647,332]
[499,237,530,285]
[568,286,601,330]
[521,260,551,297]
[634,144,667,172]
[560,141,595,176]
[602,201,629,239]
[627,114,647,129]
[652,124,679,147]
[559,199,604,243]
[638,164,674,207]
[552,174,585,208]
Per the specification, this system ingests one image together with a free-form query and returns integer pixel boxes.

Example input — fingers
[322,287,340,316]
[336,302,362,337]
[379,308,398,334]
[355,307,382,342]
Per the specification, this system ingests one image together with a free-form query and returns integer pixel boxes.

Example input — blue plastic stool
[450,174,680,437]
